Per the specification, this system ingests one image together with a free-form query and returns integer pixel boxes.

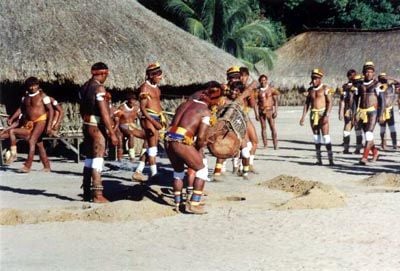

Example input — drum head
[208,130,240,159]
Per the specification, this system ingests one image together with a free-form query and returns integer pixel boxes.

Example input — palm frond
[233,21,277,47]
[200,0,216,34]
[164,0,197,20]
[185,18,210,40]
[243,46,276,70]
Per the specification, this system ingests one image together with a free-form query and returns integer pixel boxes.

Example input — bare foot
[41,167,51,172]
[17,166,30,173]
[93,194,109,203]
[185,202,207,215]
[131,171,148,182]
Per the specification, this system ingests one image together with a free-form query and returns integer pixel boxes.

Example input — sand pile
[0,201,176,226]
[361,173,400,187]
[260,175,346,210]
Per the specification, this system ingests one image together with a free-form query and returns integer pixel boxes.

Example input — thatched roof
[265,29,400,89]
[0,0,242,89]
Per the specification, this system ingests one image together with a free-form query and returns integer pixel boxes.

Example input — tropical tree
[162,0,280,69]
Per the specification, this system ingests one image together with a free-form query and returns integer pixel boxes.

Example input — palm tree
[164,0,277,69]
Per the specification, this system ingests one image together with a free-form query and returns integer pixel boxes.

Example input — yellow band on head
[311,68,324,78]
[227,66,240,75]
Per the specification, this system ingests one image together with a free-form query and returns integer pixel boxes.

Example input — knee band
[389,125,396,133]
[202,158,208,167]
[241,147,251,158]
[92,158,104,172]
[140,148,147,156]
[173,171,185,180]
[128,148,136,158]
[84,158,93,168]
[195,166,208,180]
[343,131,351,137]
[247,141,253,149]
[313,135,320,144]
[147,146,158,157]
[323,135,331,144]
[365,131,374,141]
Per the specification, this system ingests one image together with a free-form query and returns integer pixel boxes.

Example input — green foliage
[160,0,281,69]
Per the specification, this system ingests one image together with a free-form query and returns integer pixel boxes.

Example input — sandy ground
[1,106,399,270]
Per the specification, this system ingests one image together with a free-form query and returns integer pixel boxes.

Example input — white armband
[201,116,210,125]
[96,93,106,101]
[43,96,51,104]
[52,100,58,106]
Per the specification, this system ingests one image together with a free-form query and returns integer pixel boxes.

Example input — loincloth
[119,122,138,131]
[356,106,376,124]
[310,108,325,127]
[164,126,194,146]
[83,114,102,126]
[383,106,393,121]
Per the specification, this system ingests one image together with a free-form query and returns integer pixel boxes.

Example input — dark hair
[229,81,245,92]
[239,67,249,75]
[346,69,356,77]
[126,91,137,100]
[91,62,108,71]
[204,81,221,89]
[258,74,268,82]
[24,77,40,88]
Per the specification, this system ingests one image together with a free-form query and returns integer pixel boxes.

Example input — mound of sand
[361,173,400,187]
[259,175,346,210]
[0,201,176,226]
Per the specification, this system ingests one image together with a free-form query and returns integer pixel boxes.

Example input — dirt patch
[259,175,346,210]
[361,173,400,187]
[0,201,176,226]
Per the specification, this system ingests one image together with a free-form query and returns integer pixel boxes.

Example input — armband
[43,96,51,104]
[96,92,106,101]
[52,100,58,106]
[201,116,210,125]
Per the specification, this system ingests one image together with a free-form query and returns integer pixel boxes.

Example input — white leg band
[173,171,185,180]
[84,158,93,168]
[221,160,227,173]
[92,158,104,172]
[128,148,136,158]
[365,131,374,141]
[241,146,251,158]
[247,141,253,149]
[147,146,158,157]
[323,135,331,144]
[343,131,351,137]
[313,135,320,144]
[202,158,208,167]
[389,125,396,133]
[195,166,208,180]
[249,155,255,165]
[233,157,240,167]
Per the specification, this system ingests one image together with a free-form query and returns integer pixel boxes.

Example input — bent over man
[165,81,222,214]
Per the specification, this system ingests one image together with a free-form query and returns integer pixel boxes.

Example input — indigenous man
[133,63,166,181]
[113,92,144,161]
[300,69,334,166]
[165,81,222,214]
[378,73,399,150]
[339,69,363,154]
[239,67,259,173]
[5,77,54,172]
[255,74,279,149]
[79,62,118,203]
[353,61,381,165]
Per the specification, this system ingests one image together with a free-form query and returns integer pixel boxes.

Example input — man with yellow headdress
[300,69,334,165]
[132,62,166,181]
[353,61,381,164]
[377,73,400,150]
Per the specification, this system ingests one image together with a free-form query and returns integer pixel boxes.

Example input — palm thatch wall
[265,29,400,89]
[0,0,242,89]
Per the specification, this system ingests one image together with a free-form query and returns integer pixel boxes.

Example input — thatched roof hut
[266,29,400,89]
[0,0,241,89]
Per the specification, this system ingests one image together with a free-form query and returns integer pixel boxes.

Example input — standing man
[354,61,381,165]
[165,81,222,214]
[133,63,166,181]
[378,73,399,150]
[300,69,334,166]
[339,69,363,154]
[255,74,279,149]
[79,62,118,203]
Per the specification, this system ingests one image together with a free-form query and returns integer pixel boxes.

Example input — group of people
[300,61,399,166]
[1,60,398,214]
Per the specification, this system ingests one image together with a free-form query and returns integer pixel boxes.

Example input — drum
[207,102,247,158]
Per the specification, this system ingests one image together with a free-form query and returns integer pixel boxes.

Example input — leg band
[313,134,320,144]
[241,147,251,159]
[173,171,185,180]
[195,166,208,180]
[343,131,351,137]
[147,146,158,157]
[365,131,374,141]
[92,158,104,172]
[323,135,331,144]
[136,161,145,173]
[128,148,136,158]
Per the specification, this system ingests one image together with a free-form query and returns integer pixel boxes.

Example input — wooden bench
[0,133,83,166]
